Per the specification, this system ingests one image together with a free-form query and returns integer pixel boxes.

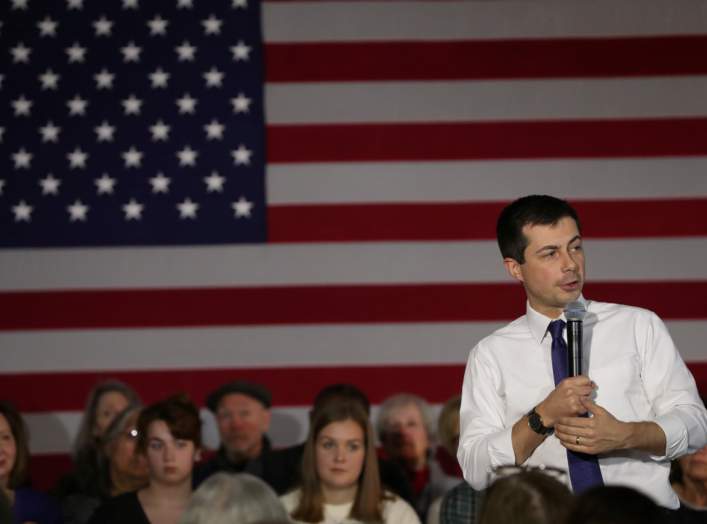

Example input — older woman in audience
[180,472,289,524]
[282,400,420,524]
[62,405,149,523]
[670,444,707,522]
[377,393,456,519]
[478,470,572,524]
[55,380,140,504]
[0,401,62,524]
[88,394,201,524]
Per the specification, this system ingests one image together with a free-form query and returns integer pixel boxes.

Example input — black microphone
[564,301,586,376]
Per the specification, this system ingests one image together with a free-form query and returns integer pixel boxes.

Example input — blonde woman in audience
[281,400,420,524]
[180,472,289,524]
[88,394,201,524]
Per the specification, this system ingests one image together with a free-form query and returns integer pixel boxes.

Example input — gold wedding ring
[576,435,581,445]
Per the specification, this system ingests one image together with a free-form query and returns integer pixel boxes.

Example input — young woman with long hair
[281,400,419,524]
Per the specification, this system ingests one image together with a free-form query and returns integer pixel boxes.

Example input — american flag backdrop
[1,0,707,489]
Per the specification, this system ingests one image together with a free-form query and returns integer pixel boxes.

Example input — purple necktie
[548,319,604,493]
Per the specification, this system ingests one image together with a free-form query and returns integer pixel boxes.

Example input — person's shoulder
[588,300,663,324]
[279,488,301,510]
[14,487,62,524]
[382,491,421,524]
[470,314,530,357]
[88,492,142,524]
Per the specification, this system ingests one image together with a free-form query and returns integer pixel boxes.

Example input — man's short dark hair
[496,195,581,263]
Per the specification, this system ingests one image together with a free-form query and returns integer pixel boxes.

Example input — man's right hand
[535,375,596,428]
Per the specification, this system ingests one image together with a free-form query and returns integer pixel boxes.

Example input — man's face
[382,403,429,470]
[504,216,585,318]
[215,393,270,460]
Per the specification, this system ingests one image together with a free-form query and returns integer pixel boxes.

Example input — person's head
[376,393,434,471]
[137,394,201,487]
[479,470,573,524]
[179,473,289,524]
[437,395,461,456]
[206,381,271,462]
[101,406,149,494]
[312,384,371,417]
[566,485,668,524]
[497,195,584,318]
[0,402,29,490]
[293,400,382,523]
[74,380,140,457]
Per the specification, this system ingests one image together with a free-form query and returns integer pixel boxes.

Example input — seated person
[566,485,669,524]
[670,441,707,523]
[88,394,201,524]
[0,401,62,524]
[180,472,289,524]
[280,399,420,524]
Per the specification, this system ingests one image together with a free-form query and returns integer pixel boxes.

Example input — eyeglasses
[489,464,568,485]
[123,428,138,439]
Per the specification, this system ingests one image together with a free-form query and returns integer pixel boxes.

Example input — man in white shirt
[457,195,707,508]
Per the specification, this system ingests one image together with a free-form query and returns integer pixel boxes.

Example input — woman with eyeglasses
[88,394,201,524]
[281,399,420,524]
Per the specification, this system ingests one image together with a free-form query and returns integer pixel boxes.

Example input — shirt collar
[526,295,588,345]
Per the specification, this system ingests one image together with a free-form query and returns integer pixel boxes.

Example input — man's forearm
[511,415,547,465]
[622,421,666,456]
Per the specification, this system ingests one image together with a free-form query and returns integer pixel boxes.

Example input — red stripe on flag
[267,118,707,163]
[268,199,707,242]
[265,36,707,82]
[2,282,706,331]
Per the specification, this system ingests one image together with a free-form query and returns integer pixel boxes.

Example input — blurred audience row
[1,380,705,524]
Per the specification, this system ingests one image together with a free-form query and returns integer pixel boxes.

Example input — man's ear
[503,257,524,283]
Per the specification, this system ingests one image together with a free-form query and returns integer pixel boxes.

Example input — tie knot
[548,319,566,341]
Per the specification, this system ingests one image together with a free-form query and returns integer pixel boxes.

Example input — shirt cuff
[487,425,517,467]
[652,412,687,460]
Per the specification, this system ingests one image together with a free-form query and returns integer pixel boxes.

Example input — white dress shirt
[457,298,707,508]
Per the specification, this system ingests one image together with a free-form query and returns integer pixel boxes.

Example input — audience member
[426,395,464,524]
[478,469,572,524]
[438,482,483,524]
[0,489,12,524]
[0,401,62,524]
[377,393,456,519]
[180,472,289,524]
[88,394,201,524]
[566,485,669,524]
[670,443,707,523]
[194,380,292,493]
[55,380,140,504]
[281,399,420,524]
[61,405,149,523]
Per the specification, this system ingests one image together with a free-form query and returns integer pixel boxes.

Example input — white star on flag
[12,96,33,116]
[123,199,144,220]
[231,144,252,165]
[204,120,225,140]
[122,147,143,168]
[12,148,32,169]
[121,41,142,62]
[149,68,169,88]
[177,198,198,219]
[123,0,139,10]
[175,41,196,61]
[176,94,197,114]
[203,68,224,88]
[231,93,251,113]
[39,174,61,195]
[122,95,143,115]
[12,0,29,10]
[177,146,198,166]
[230,41,251,61]
[95,174,117,195]
[39,69,60,90]
[232,0,247,8]
[66,0,84,9]
[39,122,61,143]
[231,197,253,218]
[202,15,223,35]
[67,200,89,222]
[94,69,115,89]
[149,173,171,193]
[67,95,88,116]
[204,171,225,192]
[149,121,170,141]
[12,201,33,222]
[95,121,116,142]
[178,0,194,8]
[38,17,59,37]
[67,148,88,169]
[0,179,4,194]
[93,17,113,36]
[66,42,87,63]
[148,15,169,36]
[10,43,31,63]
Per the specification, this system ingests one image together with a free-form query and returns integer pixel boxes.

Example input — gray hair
[179,473,290,524]
[375,393,435,442]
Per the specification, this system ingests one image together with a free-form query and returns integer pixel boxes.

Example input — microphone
[564,301,586,376]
